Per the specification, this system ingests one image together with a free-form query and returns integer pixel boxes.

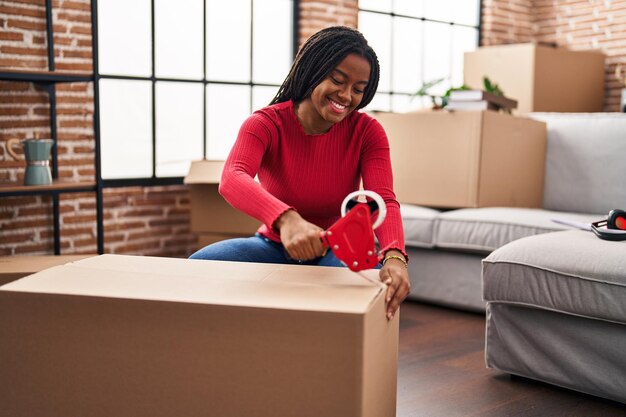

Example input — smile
[328,98,348,113]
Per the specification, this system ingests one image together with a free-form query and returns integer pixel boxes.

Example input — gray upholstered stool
[482,230,626,403]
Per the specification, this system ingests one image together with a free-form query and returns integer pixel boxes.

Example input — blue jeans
[189,234,345,267]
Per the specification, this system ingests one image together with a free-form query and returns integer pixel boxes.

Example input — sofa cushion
[435,207,601,253]
[528,113,626,214]
[483,230,626,325]
[400,204,439,248]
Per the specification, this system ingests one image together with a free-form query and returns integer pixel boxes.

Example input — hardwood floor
[396,301,626,417]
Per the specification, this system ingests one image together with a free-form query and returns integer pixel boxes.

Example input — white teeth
[330,99,346,110]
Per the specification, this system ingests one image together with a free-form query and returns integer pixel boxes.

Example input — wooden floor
[396,301,626,417]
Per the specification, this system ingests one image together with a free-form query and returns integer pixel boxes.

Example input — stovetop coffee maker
[7,138,54,186]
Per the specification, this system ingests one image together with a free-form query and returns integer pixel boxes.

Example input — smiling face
[295,53,371,134]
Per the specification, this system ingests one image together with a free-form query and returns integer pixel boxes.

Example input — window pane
[423,21,452,96]
[99,79,152,179]
[392,94,428,113]
[451,26,478,88]
[155,0,203,79]
[252,85,280,111]
[393,17,423,94]
[423,0,453,23]
[452,0,480,26]
[98,0,151,76]
[253,0,292,84]
[358,11,392,92]
[359,0,391,12]
[155,82,204,177]
[394,0,423,17]
[206,84,251,160]
[206,0,251,82]
[363,92,391,112]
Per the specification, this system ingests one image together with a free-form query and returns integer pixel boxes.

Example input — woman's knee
[189,236,284,263]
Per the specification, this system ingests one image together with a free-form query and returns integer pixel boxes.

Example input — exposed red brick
[104,221,147,232]
[61,1,91,12]
[4,0,45,5]
[53,36,74,46]
[1,45,47,56]
[69,25,91,35]
[6,18,45,31]
[0,119,50,129]
[72,237,96,246]
[14,242,53,254]
[0,229,39,245]
[0,5,45,18]
[61,214,95,224]
[53,24,68,33]
[0,31,24,41]
[56,83,89,92]
[49,61,92,70]
[0,107,29,116]
[0,82,30,91]
[0,58,47,69]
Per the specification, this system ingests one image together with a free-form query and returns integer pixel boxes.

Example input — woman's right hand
[275,209,326,261]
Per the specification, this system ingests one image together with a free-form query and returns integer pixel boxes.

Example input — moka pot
[7,138,54,186]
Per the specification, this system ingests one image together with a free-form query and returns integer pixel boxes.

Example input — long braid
[270,26,380,110]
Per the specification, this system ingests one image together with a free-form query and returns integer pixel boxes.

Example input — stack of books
[447,90,518,112]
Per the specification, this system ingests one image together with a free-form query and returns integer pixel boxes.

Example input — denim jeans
[189,234,345,267]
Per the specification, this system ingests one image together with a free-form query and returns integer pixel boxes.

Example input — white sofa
[401,113,626,311]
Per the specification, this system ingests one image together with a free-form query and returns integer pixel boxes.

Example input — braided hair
[270,26,380,110]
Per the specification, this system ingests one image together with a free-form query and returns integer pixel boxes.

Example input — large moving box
[0,254,95,285]
[184,160,260,247]
[374,110,547,209]
[0,254,398,417]
[464,43,605,113]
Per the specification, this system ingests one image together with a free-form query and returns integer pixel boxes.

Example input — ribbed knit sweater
[219,99,406,257]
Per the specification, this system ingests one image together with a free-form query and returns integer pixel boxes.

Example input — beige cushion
[483,230,626,324]
[435,207,601,253]
[400,204,439,248]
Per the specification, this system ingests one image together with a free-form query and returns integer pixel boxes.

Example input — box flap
[0,255,95,275]
[1,255,382,314]
[68,254,276,282]
[183,159,224,184]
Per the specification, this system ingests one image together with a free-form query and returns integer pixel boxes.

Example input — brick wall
[0,0,196,257]
[481,0,535,45]
[2,1,624,257]
[299,0,358,44]
[482,0,626,111]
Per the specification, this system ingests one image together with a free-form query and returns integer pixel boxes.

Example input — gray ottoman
[482,230,626,403]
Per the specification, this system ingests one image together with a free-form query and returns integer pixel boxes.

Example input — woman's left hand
[379,251,410,320]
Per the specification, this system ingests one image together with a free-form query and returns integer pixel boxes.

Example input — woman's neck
[294,100,332,135]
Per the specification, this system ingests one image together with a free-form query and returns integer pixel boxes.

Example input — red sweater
[219,100,406,257]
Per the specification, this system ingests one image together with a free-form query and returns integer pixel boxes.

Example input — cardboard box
[184,160,260,234]
[374,110,546,208]
[0,254,398,417]
[0,254,95,286]
[464,43,605,113]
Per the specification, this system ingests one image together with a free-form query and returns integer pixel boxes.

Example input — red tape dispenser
[321,190,387,271]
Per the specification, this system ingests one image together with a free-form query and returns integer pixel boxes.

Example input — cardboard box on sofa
[464,43,605,113]
[0,254,95,286]
[374,110,547,209]
[0,254,398,417]
[184,160,260,235]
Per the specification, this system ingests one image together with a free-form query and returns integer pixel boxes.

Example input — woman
[190,26,410,320]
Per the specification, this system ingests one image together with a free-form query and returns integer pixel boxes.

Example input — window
[358,0,480,112]
[96,0,296,181]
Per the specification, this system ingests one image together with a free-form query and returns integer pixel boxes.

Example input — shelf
[0,180,97,196]
[0,69,93,83]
